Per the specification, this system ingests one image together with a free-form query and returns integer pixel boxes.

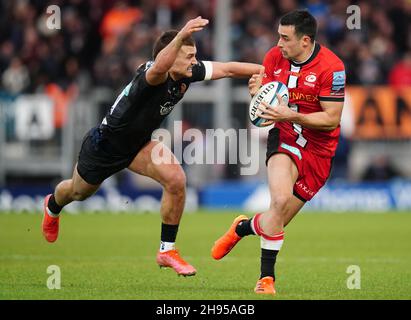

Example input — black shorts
[266,127,281,166]
[77,127,137,185]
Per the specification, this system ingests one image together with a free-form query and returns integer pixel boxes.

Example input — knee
[71,190,90,202]
[163,169,186,194]
[270,194,291,213]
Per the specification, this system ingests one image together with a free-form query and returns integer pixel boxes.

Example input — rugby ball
[249,81,289,127]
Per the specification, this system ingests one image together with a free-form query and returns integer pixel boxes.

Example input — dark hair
[279,9,317,42]
[152,30,196,60]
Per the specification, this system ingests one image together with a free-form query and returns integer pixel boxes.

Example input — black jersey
[98,60,212,156]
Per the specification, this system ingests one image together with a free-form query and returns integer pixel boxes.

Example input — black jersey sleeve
[190,60,213,82]
[127,61,156,103]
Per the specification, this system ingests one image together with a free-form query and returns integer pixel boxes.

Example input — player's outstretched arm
[208,62,263,80]
[146,16,209,86]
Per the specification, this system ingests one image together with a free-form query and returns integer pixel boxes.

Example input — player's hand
[257,94,295,123]
[178,16,209,40]
[248,67,265,97]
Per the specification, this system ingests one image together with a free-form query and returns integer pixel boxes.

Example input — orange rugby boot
[42,194,60,243]
[211,215,248,260]
[254,276,276,295]
[156,249,197,277]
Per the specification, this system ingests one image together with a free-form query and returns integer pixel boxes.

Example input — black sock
[161,223,179,242]
[260,248,279,280]
[235,219,254,237]
[48,194,63,215]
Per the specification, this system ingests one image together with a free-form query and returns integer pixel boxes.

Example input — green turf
[0,211,410,300]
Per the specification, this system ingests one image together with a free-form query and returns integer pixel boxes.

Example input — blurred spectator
[362,155,402,181]
[357,45,383,85]
[100,1,142,47]
[1,57,29,94]
[388,51,411,88]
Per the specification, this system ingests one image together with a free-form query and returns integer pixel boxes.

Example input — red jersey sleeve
[262,47,279,85]
[319,62,345,102]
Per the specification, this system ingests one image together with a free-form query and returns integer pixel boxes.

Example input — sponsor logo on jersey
[303,82,316,88]
[302,74,317,87]
[296,181,315,197]
[160,101,176,115]
[332,71,345,91]
[289,91,319,102]
[274,69,282,76]
[286,70,301,77]
[305,74,316,82]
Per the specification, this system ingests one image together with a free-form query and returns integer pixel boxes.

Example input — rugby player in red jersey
[212,9,346,294]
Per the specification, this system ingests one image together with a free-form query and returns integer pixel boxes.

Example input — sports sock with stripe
[251,213,284,280]
[160,223,179,252]
[260,248,279,279]
[47,194,63,216]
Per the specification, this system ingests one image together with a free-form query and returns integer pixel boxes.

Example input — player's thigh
[72,164,100,197]
[127,141,185,187]
[267,153,299,200]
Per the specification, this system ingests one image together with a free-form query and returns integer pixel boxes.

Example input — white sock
[46,207,60,218]
[260,236,284,251]
[260,230,285,250]
[159,241,175,252]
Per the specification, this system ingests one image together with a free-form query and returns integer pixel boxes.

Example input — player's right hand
[178,16,209,39]
[248,67,265,97]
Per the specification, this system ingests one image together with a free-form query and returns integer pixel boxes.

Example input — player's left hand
[257,94,296,124]
[178,16,209,40]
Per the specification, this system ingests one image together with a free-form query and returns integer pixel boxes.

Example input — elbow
[151,63,169,75]
[152,55,173,74]
[325,114,341,131]
[326,122,339,131]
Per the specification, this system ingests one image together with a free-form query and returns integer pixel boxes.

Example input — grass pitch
[0,211,410,300]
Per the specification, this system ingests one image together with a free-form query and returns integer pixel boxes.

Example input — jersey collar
[290,42,320,67]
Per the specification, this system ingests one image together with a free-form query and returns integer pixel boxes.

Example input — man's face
[277,24,309,60]
[170,45,198,78]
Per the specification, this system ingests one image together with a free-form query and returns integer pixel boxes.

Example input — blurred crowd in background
[2,0,411,95]
[1,0,410,183]
[0,0,213,94]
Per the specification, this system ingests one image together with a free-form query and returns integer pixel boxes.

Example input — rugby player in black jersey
[42,17,263,276]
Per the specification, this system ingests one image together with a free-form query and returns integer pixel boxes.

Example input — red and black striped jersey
[262,43,345,157]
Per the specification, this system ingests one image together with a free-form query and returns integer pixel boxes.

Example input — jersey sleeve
[319,63,345,102]
[262,48,277,85]
[190,60,213,82]
[127,61,155,103]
